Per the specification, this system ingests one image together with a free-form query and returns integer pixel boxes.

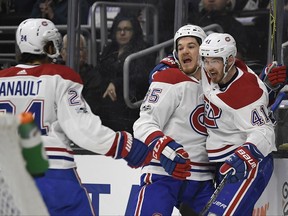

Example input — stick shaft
[199,174,228,216]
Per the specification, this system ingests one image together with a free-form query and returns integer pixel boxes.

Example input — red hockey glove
[267,64,287,86]
[219,143,264,183]
[107,131,152,168]
[159,55,178,68]
[151,136,191,180]
[149,54,178,83]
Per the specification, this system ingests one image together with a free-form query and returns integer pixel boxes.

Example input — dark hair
[110,12,145,49]
[195,37,202,46]
[175,36,202,53]
[18,53,47,64]
[17,41,56,63]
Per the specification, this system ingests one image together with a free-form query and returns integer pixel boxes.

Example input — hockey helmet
[199,33,237,63]
[174,24,207,51]
[16,18,62,59]
[173,24,207,64]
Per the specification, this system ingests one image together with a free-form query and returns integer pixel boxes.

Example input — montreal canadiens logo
[42,21,48,26]
[225,36,231,42]
[204,98,222,128]
[190,104,207,136]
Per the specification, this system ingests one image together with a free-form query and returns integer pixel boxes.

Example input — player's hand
[267,64,287,86]
[113,131,152,168]
[152,136,191,180]
[260,62,288,92]
[103,82,117,101]
[219,143,264,183]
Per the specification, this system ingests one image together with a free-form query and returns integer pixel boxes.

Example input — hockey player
[127,24,215,215]
[199,32,276,215]
[0,18,189,216]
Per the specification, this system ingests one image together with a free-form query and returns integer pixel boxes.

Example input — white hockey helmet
[173,24,207,64]
[16,18,62,59]
[199,32,237,63]
[174,24,207,50]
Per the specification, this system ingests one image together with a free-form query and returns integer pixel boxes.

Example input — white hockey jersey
[0,63,119,169]
[134,68,214,181]
[201,60,277,162]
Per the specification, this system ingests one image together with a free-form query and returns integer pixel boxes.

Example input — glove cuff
[234,143,264,170]
[152,136,174,160]
[106,131,132,159]
[243,143,264,161]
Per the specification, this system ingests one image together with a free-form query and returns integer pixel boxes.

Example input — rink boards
[75,155,288,216]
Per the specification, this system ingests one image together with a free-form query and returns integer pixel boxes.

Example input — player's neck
[27,61,42,65]
[219,67,238,88]
[193,69,201,80]
[28,58,52,65]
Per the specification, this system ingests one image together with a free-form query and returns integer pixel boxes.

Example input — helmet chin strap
[191,57,202,76]
[190,65,200,76]
[179,63,200,77]
[219,57,235,83]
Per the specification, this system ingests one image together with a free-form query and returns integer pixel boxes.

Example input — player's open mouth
[183,59,192,64]
[209,72,217,78]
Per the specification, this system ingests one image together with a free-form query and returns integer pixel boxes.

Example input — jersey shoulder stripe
[218,67,263,109]
[152,68,197,84]
[0,64,82,84]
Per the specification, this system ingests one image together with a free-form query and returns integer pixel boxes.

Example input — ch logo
[204,97,222,129]
[190,104,207,136]
[282,182,288,215]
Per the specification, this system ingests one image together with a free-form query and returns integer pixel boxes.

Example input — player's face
[177,37,200,75]
[116,20,134,47]
[203,57,225,83]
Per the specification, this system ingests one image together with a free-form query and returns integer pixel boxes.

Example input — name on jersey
[0,80,42,96]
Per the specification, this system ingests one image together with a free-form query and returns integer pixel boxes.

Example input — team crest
[204,97,222,128]
[190,104,207,136]
[225,36,231,42]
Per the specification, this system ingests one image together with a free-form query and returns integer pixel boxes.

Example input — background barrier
[75,155,288,215]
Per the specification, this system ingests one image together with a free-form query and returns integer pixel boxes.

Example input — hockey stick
[199,173,230,216]
[269,0,277,62]
[266,0,287,121]
[270,91,287,112]
[269,91,288,125]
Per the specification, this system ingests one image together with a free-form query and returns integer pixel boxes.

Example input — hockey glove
[109,131,152,168]
[260,62,288,91]
[267,64,287,86]
[149,54,177,83]
[219,143,264,183]
[151,136,191,180]
[159,55,178,68]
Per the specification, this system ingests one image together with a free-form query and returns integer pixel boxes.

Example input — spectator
[118,0,175,44]
[231,0,269,11]
[60,34,102,115]
[30,0,89,24]
[188,0,249,60]
[97,12,155,133]
[14,0,38,15]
